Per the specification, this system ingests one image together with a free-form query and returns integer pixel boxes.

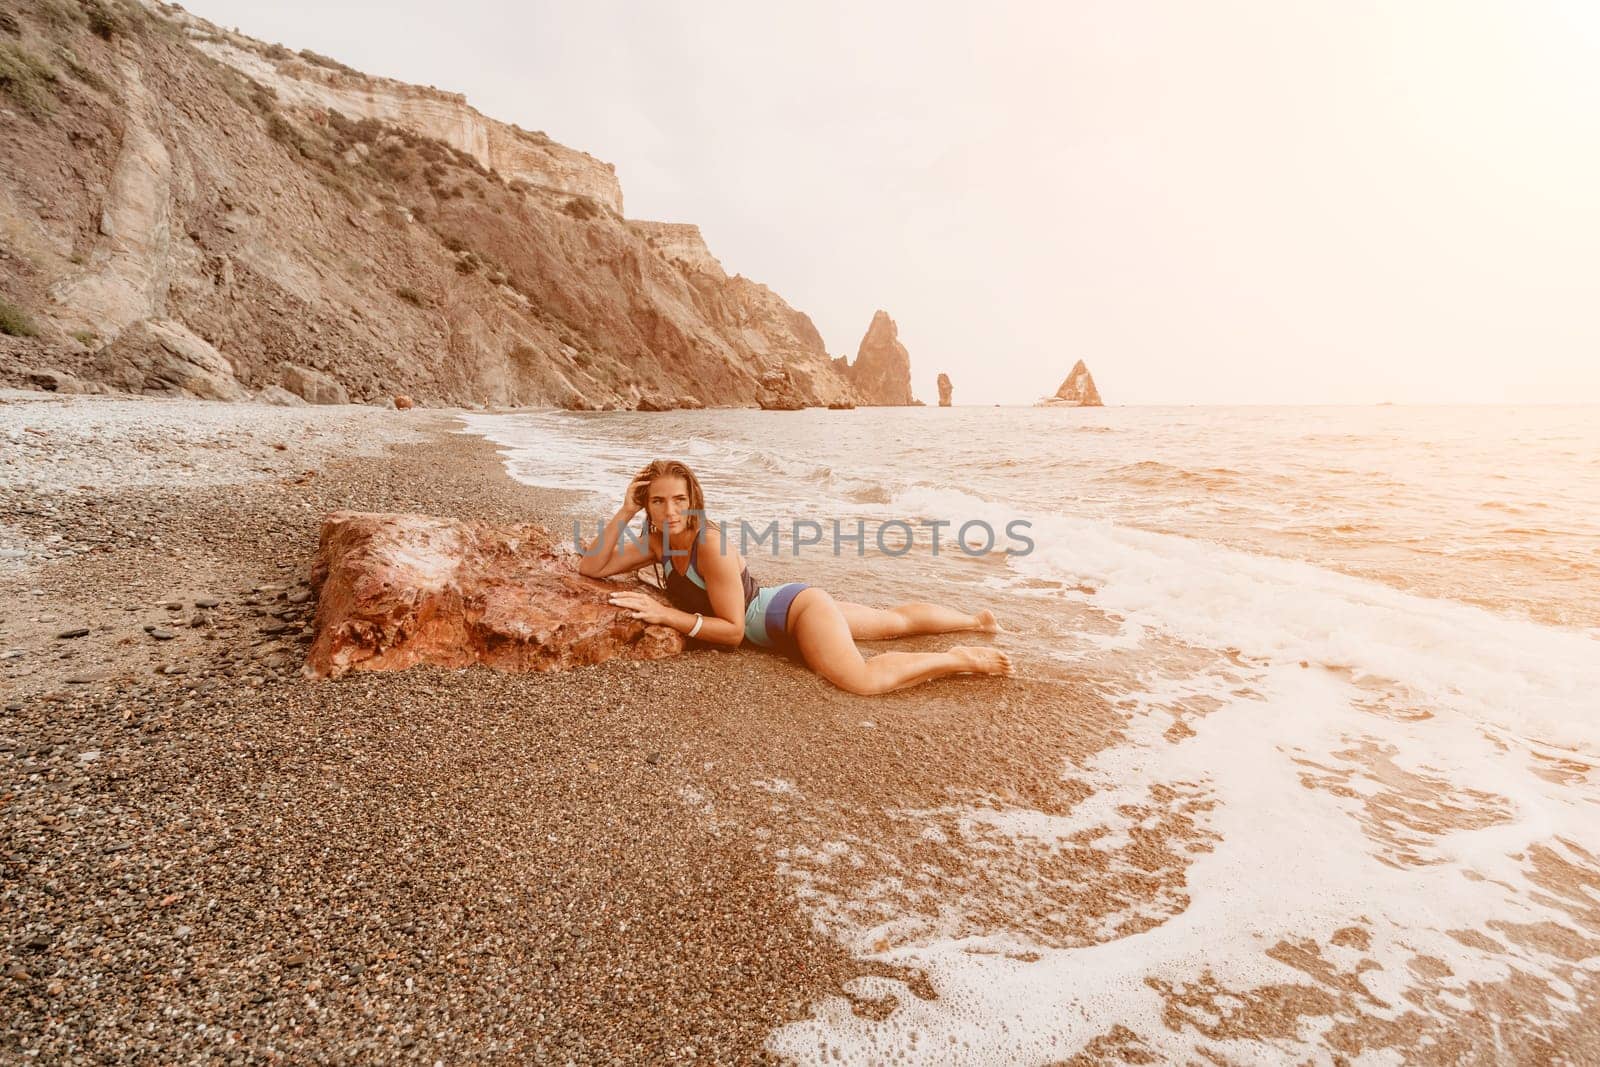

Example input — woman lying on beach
[579,459,1011,695]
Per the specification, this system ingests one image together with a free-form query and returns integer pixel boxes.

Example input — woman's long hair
[634,458,707,589]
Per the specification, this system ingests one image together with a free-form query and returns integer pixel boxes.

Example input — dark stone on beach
[24,934,52,952]
[150,629,176,641]
[56,628,90,639]
[286,589,312,605]
[163,602,184,611]
[283,952,307,968]
[103,843,131,854]
[3,703,21,712]
[195,598,220,608]
[646,751,662,766]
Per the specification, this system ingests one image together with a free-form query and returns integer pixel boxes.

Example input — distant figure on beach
[580,459,1011,694]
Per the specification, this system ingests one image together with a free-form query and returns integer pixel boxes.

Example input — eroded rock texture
[305,511,682,678]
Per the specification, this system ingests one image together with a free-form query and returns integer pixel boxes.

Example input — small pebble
[55,628,90,640]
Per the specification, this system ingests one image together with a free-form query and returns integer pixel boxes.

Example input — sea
[462,404,1600,1063]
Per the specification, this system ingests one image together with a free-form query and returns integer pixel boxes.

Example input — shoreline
[0,391,1073,1062]
[6,392,1597,1063]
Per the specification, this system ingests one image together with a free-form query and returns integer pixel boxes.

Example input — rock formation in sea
[1035,360,1104,407]
[0,0,868,409]
[937,373,952,406]
[305,511,682,678]
[835,310,917,406]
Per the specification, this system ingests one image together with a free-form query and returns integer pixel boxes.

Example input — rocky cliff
[936,372,952,406]
[836,310,916,406]
[0,0,908,409]
[1036,359,1104,407]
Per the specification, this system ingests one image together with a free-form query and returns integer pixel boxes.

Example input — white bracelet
[687,613,703,638]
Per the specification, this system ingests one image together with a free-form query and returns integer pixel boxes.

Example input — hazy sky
[184,1,1600,404]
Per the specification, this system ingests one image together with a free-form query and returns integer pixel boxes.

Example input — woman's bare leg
[788,589,1010,695]
[835,599,1002,641]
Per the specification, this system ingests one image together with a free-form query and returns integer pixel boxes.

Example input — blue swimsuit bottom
[743,582,810,655]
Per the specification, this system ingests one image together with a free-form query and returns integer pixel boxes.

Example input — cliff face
[1036,360,1104,407]
[839,310,916,406]
[0,0,861,409]
[188,33,626,215]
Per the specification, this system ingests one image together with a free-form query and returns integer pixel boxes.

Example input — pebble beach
[0,391,1066,1062]
[6,392,1597,1064]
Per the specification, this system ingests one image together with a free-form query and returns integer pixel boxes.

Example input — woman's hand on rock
[608,590,671,626]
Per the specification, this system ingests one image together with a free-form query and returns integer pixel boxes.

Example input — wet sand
[4,392,1597,1063]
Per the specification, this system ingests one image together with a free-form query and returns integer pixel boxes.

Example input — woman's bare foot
[972,609,1004,634]
[950,645,1012,677]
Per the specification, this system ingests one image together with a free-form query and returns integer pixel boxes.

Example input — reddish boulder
[304,511,682,679]
[393,394,415,410]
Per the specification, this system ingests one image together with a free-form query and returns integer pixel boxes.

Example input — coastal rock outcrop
[937,373,952,406]
[0,0,866,410]
[189,33,626,214]
[304,511,682,679]
[1036,360,1104,407]
[756,369,807,411]
[837,310,916,406]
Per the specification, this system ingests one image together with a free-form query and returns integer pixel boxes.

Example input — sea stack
[840,310,916,405]
[937,373,952,407]
[1035,360,1104,407]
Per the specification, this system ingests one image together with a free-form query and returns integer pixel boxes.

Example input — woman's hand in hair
[620,473,650,519]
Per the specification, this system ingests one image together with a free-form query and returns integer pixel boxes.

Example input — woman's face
[646,475,692,536]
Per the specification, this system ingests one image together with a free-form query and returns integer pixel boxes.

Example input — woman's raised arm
[577,474,652,578]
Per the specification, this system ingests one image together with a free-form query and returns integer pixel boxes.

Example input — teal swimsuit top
[659,532,809,654]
